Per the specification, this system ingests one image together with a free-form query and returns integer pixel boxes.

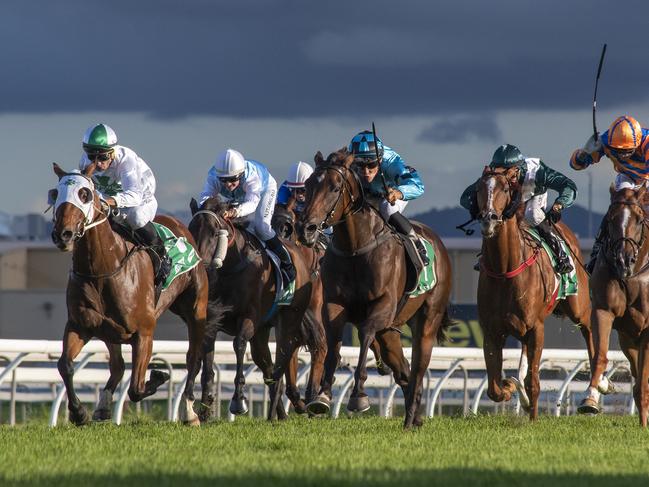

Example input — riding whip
[372,122,394,205]
[593,43,607,142]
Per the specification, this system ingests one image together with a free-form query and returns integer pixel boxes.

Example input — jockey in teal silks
[348,130,428,265]
[461,144,576,274]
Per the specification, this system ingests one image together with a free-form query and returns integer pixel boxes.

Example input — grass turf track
[1,415,648,486]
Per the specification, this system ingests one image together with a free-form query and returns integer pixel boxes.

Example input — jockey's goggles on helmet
[610,147,636,160]
[84,149,113,162]
[218,173,242,184]
[354,158,380,170]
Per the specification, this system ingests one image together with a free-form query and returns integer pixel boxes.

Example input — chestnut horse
[50,163,207,426]
[189,197,322,420]
[475,166,598,420]
[298,149,453,428]
[578,186,649,425]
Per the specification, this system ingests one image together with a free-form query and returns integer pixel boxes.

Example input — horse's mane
[324,147,351,166]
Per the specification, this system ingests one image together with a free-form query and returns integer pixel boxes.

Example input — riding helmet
[82,123,118,152]
[607,115,642,150]
[490,144,525,168]
[349,130,384,160]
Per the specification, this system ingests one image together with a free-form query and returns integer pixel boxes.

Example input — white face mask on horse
[52,172,96,225]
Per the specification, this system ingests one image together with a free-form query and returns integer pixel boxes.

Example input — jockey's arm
[384,150,424,201]
[235,172,262,217]
[199,167,220,205]
[113,166,144,208]
[569,132,606,170]
[540,161,577,209]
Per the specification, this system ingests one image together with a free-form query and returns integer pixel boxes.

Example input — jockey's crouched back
[348,130,429,265]
[460,144,576,274]
[79,123,172,291]
[199,148,295,286]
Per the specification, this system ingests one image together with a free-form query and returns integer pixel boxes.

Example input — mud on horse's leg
[92,342,125,422]
[57,323,90,426]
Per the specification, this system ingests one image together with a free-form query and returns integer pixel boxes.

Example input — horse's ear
[340,146,349,155]
[190,198,199,215]
[343,153,355,167]
[53,163,67,179]
[84,162,97,178]
[481,165,490,176]
[609,184,616,198]
[314,151,325,166]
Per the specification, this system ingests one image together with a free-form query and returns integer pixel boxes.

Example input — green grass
[1,415,648,486]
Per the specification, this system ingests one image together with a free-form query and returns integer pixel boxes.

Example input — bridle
[309,163,365,230]
[189,209,236,247]
[604,199,648,275]
[477,168,521,225]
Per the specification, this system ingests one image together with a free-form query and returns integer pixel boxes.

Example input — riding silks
[524,227,578,299]
[152,222,201,290]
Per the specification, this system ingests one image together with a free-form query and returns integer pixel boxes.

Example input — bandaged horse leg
[92,342,125,421]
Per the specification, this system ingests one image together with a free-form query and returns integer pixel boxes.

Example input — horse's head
[605,186,648,279]
[272,203,296,241]
[297,148,359,247]
[189,197,233,268]
[50,162,102,251]
[476,165,521,238]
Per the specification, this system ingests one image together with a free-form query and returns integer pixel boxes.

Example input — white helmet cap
[214,149,246,177]
[286,161,314,188]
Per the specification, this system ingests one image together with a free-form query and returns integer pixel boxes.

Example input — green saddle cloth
[408,238,437,298]
[525,227,578,298]
[153,222,201,290]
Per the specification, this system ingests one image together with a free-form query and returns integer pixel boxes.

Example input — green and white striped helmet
[82,123,117,151]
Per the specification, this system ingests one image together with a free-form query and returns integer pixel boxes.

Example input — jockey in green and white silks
[460,144,576,274]
[78,123,171,288]
[348,130,428,264]
[199,148,296,285]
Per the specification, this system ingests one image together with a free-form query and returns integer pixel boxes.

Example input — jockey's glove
[546,207,562,224]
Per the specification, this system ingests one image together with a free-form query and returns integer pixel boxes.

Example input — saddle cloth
[152,222,201,290]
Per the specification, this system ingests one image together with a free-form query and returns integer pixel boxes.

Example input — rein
[190,209,236,247]
[313,163,365,229]
[480,246,541,279]
[603,200,649,279]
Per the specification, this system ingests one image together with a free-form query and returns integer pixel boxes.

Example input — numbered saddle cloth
[152,222,201,290]
[525,227,578,299]
[408,237,437,298]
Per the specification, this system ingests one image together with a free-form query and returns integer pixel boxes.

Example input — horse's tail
[299,309,326,353]
[436,307,455,345]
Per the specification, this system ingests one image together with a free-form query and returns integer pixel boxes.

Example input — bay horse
[578,186,649,425]
[50,163,206,426]
[475,165,599,420]
[297,148,453,429]
[189,197,322,420]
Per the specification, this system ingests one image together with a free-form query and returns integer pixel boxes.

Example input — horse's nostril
[61,230,73,241]
[490,214,498,221]
[306,224,317,233]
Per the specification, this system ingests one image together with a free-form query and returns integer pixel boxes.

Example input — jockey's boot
[135,221,173,293]
[537,220,573,274]
[389,212,430,266]
[265,234,296,288]
[586,217,607,274]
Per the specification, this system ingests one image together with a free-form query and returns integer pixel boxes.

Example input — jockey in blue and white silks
[277,161,314,215]
[348,130,428,264]
[199,148,296,284]
[78,123,171,288]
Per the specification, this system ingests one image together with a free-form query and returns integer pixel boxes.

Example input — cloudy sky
[3,0,649,217]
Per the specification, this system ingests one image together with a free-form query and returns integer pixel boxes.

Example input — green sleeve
[538,161,577,208]
[460,180,479,212]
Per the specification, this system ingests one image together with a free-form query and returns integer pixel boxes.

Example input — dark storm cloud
[417,115,502,144]
[2,0,647,118]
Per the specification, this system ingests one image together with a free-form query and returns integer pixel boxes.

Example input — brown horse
[297,148,453,428]
[475,166,598,420]
[578,186,649,425]
[189,197,322,420]
[50,163,207,426]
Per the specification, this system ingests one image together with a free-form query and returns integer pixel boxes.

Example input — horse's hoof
[69,406,91,426]
[376,361,392,376]
[229,397,249,416]
[306,394,331,415]
[293,400,307,415]
[183,416,201,427]
[577,397,600,415]
[347,394,371,413]
[507,377,530,411]
[91,408,112,422]
[150,370,170,387]
[197,402,213,423]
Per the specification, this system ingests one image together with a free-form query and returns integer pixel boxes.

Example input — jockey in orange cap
[570,115,649,272]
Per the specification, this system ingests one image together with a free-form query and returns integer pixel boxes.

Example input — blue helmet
[349,130,384,160]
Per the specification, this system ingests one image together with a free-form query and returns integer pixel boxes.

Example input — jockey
[570,115,649,273]
[461,144,576,274]
[348,130,429,265]
[199,148,296,286]
[277,161,314,215]
[78,123,171,289]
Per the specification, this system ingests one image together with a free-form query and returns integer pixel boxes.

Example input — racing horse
[475,165,599,420]
[50,163,207,426]
[578,186,649,426]
[298,148,453,428]
[189,197,322,420]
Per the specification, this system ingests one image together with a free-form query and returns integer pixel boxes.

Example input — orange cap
[608,115,642,149]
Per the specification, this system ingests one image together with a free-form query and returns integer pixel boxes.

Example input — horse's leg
[483,330,514,404]
[578,309,615,414]
[307,303,347,415]
[618,332,640,416]
[249,325,288,420]
[375,328,410,398]
[523,324,544,421]
[371,339,391,376]
[638,337,649,427]
[284,350,306,414]
[230,317,256,416]
[128,333,169,402]
[57,323,90,426]
[178,308,206,426]
[92,342,125,421]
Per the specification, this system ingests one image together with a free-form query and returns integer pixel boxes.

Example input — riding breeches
[379,199,408,219]
[113,199,158,230]
[246,179,278,241]
[523,193,547,227]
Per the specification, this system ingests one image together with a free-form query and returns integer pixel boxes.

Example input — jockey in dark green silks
[461,144,576,274]
[78,123,172,289]
[348,130,429,265]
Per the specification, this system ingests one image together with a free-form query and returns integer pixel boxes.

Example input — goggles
[355,158,380,170]
[85,150,113,162]
[218,174,242,184]
[610,147,636,160]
